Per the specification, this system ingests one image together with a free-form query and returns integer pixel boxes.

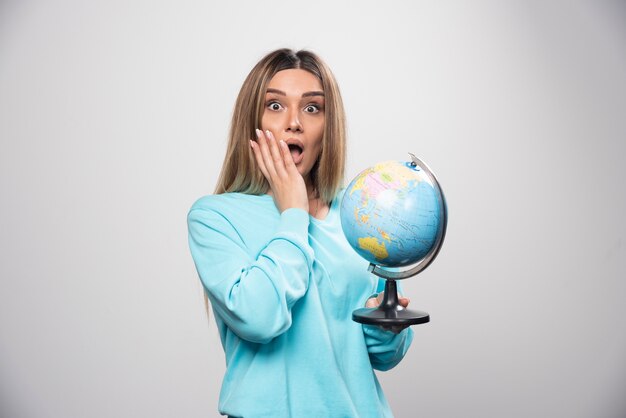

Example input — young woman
[188,48,413,418]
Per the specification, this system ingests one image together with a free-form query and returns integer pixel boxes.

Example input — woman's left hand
[365,292,411,334]
[365,292,410,309]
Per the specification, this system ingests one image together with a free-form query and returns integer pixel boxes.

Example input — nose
[286,108,302,133]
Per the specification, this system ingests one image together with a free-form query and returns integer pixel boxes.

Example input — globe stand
[350,153,448,328]
[352,277,430,326]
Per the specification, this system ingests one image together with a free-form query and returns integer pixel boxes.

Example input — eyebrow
[266,88,325,98]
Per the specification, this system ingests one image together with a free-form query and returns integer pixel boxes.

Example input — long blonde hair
[214,48,347,204]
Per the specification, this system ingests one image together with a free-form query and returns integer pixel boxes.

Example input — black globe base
[352,279,430,326]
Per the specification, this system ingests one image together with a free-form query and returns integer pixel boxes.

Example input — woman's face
[261,69,325,185]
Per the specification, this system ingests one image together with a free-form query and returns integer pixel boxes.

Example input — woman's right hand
[250,129,309,214]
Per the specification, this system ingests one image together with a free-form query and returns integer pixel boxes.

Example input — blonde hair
[214,48,346,204]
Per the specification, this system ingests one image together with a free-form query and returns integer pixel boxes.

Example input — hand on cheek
[250,129,309,214]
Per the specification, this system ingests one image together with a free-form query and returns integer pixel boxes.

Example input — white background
[1,1,625,417]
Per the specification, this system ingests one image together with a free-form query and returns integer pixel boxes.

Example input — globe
[340,158,444,270]
[341,154,447,326]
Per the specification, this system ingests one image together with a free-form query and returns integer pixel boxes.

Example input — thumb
[365,292,385,308]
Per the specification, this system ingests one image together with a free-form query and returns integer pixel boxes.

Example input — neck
[308,190,330,220]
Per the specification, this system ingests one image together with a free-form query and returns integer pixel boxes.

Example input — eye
[304,104,320,113]
[267,101,283,111]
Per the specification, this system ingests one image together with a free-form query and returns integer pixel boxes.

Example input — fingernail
[255,129,261,138]
[249,139,254,147]
[266,130,272,138]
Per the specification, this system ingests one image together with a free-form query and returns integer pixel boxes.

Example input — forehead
[267,69,323,94]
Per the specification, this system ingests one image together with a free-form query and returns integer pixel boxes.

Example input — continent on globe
[357,237,389,261]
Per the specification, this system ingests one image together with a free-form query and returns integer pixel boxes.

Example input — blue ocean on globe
[340,160,442,267]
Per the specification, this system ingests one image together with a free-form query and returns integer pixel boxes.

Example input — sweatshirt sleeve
[362,325,414,371]
[187,203,314,344]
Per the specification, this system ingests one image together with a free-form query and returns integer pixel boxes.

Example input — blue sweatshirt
[187,191,413,418]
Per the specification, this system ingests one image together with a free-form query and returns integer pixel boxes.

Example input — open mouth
[286,140,304,164]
